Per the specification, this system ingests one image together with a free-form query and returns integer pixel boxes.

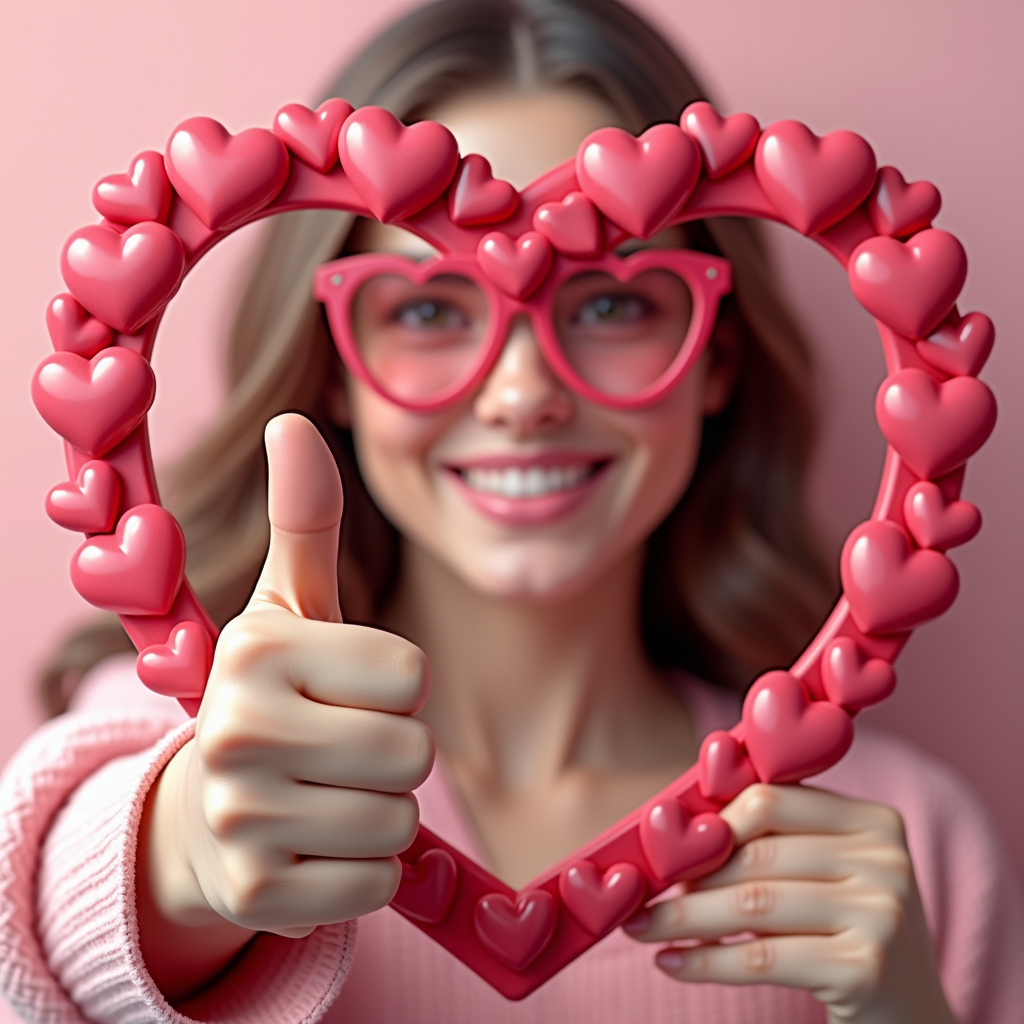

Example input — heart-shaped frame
[33,100,997,999]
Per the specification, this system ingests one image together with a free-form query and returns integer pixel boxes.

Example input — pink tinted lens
[553,269,695,396]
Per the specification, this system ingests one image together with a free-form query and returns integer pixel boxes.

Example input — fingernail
[656,948,688,973]
[622,909,652,935]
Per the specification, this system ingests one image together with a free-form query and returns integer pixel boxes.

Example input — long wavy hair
[41,0,835,715]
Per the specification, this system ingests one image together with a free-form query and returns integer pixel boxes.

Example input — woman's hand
[623,783,958,1024]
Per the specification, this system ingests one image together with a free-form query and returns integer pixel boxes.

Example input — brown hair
[40,0,834,715]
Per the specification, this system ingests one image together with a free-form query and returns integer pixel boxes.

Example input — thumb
[249,413,344,622]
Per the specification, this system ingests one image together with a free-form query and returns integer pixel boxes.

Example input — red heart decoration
[875,367,996,479]
[136,621,212,699]
[639,797,734,883]
[166,117,290,230]
[680,101,759,181]
[903,481,981,551]
[533,191,602,256]
[576,124,700,239]
[448,154,519,226]
[698,730,758,803]
[742,671,854,784]
[61,221,185,335]
[841,520,959,635]
[70,503,186,615]
[917,310,994,378]
[821,637,896,711]
[46,294,112,358]
[391,849,458,925]
[755,120,876,235]
[273,98,353,173]
[32,348,155,458]
[868,166,941,239]
[476,231,553,298]
[92,151,172,226]
[558,861,644,936]
[849,229,967,339]
[45,460,121,534]
[473,891,557,969]
[340,107,459,223]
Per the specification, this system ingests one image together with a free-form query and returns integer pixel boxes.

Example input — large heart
[273,99,353,173]
[92,150,172,225]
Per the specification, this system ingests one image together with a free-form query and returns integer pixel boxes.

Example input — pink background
[1,0,1020,896]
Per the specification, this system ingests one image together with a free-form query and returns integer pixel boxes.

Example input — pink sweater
[1,657,1022,1024]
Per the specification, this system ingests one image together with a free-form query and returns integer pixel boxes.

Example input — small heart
[875,367,996,479]
[558,861,644,936]
[391,849,458,925]
[61,221,185,335]
[46,294,112,357]
[273,98,353,173]
[92,151,172,225]
[473,890,556,969]
[841,520,959,635]
[916,310,994,378]
[136,621,213,699]
[476,231,553,298]
[680,101,759,181]
[70,503,186,615]
[742,671,854,784]
[448,154,519,226]
[755,120,876,235]
[533,191,602,256]
[32,348,156,458]
[45,461,121,533]
[639,798,734,883]
[849,229,967,339]
[576,124,700,239]
[698,730,758,803]
[867,166,941,239]
[166,117,290,230]
[340,107,459,223]
[903,481,981,551]
[821,637,896,711]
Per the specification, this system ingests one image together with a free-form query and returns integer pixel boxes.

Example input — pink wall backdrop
[1,0,1020,897]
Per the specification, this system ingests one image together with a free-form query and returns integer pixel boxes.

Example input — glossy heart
[755,120,876,235]
[136,620,212,699]
[70,504,186,615]
[392,849,458,925]
[476,231,552,298]
[533,191,602,256]
[45,461,121,534]
[821,637,896,711]
[448,154,519,226]
[61,221,185,335]
[868,166,941,238]
[558,861,644,936]
[166,117,290,230]
[841,520,959,635]
[46,294,112,358]
[92,151,172,225]
[875,368,996,479]
[903,481,981,551]
[273,98,353,173]
[917,311,994,378]
[340,106,459,223]
[473,891,557,969]
[576,124,700,239]
[680,101,759,181]
[639,797,734,883]
[698,730,758,803]
[32,348,155,457]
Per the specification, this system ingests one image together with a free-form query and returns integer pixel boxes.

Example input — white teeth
[462,464,592,499]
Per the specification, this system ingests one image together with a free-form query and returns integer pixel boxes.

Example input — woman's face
[343,87,731,602]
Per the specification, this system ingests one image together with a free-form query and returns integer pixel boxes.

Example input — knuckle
[741,939,776,975]
[739,835,778,872]
[387,640,431,709]
[733,880,776,918]
[736,784,780,829]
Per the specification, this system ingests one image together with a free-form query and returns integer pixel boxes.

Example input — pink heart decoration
[474,891,557,969]
[448,154,519,226]
[32,348,155,457]
[533,191,602,257]
[166,117,290,230]
[917,311,994,378]
[754,120,876,235]
[875,368,996,479]
[45,461,121,534]
[867,166,941,239]
[742,671,854,784]
[841,520,959,635]
[273,98,353,173]
[639,798,734,883]
[70,504,186,615]
[558,861,644,936]
[392,849,458,925]
[821,637,896,711]
[340,106,459,223]
[476,231,553,298]
[903,481,981,551]
[680,101,759,181]
[576,124,700,239]
[92,151,172,225]
[698,730,758,803]
[61,221,185,335]
[136,621,213,699]
[46,294,112,358]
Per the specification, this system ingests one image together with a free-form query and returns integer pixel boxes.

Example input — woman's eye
[575,293,649,326]
[396,300,466,330]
